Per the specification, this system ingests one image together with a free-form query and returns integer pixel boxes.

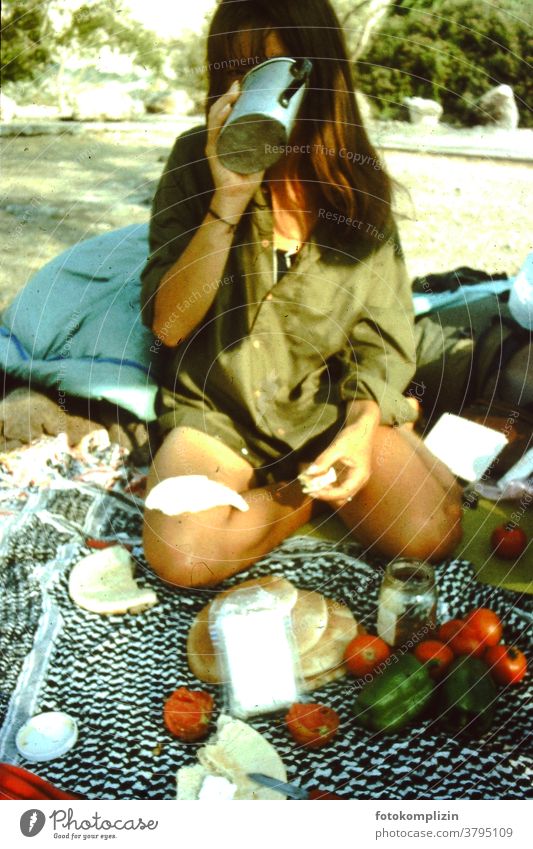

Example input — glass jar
[377,559,438,647]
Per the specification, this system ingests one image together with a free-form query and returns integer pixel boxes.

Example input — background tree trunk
[334,0,394,58]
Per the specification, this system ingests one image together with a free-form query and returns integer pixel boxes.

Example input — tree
[332,0,395,58]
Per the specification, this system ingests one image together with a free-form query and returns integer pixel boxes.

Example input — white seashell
[145,475,250,516]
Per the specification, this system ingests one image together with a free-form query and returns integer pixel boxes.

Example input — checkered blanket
[1,436,531,800]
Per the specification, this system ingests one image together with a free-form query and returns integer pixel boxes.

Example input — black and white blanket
[1,436,531,800]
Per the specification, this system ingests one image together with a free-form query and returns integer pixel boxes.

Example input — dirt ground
[1,123,532,313]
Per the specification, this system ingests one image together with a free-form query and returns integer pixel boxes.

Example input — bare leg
[143,427,314,588]
[334,425,463,562]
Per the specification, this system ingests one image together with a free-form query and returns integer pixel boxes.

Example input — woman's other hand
[206,81,265,224]
[302,400,380,504]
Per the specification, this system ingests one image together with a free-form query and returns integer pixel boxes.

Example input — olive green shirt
[141,126,417,453]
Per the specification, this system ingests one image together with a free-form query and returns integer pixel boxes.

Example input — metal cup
[217,57,313,174]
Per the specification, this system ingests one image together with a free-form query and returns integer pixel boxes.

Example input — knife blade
[247,772,309,800]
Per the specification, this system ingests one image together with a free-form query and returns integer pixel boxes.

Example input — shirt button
[252,340,261,349]
[265,293,273,301]
[254,390,261,397]
[277,427,285,436]
[261,239,270,248]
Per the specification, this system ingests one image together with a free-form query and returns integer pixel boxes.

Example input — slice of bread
[291,588,329,655]
[299,598,360,678]
[69,545,158,615]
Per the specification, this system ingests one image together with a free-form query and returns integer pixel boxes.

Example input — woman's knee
[142,512,224,588]
[407,493,464,563]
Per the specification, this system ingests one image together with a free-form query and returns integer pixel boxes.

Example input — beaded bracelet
[208,207,237,231]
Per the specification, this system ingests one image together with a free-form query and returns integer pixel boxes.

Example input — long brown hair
[206,0,394,252]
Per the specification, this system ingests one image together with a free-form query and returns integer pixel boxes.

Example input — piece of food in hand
[352,654,433,733]
[484,644,527,685]
[176,714,287,800]
[490,523,528,560]
[437,619,465,645]
[285,703,340,749]
[163,688,214,742]
[414,640,454,679]
[298,466,337,494]
[464,608,503,647]
[344,634,391,677]
[69,545,157,615]
[439,656,496,736]
[145,475,249,516]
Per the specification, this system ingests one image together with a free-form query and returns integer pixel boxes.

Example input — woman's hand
[302,400,380,504]
[206,81,265,224]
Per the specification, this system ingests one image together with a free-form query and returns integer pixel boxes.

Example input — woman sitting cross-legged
[140,0,463,588]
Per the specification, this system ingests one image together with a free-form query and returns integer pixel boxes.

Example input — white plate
[16,711,78,762]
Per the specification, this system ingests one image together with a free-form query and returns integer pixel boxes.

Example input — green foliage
[356,0,532,126]
[1,0,165,85]
[1,1,51,83]
[62,2,165,75]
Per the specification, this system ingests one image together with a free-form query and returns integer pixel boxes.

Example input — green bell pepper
[353,654,434,733]
[439,656,497,735]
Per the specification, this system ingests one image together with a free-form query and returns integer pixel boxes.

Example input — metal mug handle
[278,58,313,108]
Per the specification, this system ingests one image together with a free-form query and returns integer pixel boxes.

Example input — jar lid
[386,558,435,588]
[16,711,78,762]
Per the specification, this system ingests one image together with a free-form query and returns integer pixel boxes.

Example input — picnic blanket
[1,436,532,800]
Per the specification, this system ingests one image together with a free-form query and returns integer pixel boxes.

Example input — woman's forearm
[152,205,237,346]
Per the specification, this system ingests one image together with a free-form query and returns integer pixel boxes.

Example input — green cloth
[141,126,418,475]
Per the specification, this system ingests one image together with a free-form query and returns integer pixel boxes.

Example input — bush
[356,0,532,126]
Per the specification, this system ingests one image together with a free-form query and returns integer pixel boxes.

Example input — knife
[248,772,309,800]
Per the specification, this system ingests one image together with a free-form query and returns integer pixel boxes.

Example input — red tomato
[484,644,527,685]
[285,703,340,749]
[490,524,527,560]
[464,608,503,647]
[449,626,486,658]
[437,619,465,645]
[344,635,391,676]
[163,687,213,742]
[413,640,454,679]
